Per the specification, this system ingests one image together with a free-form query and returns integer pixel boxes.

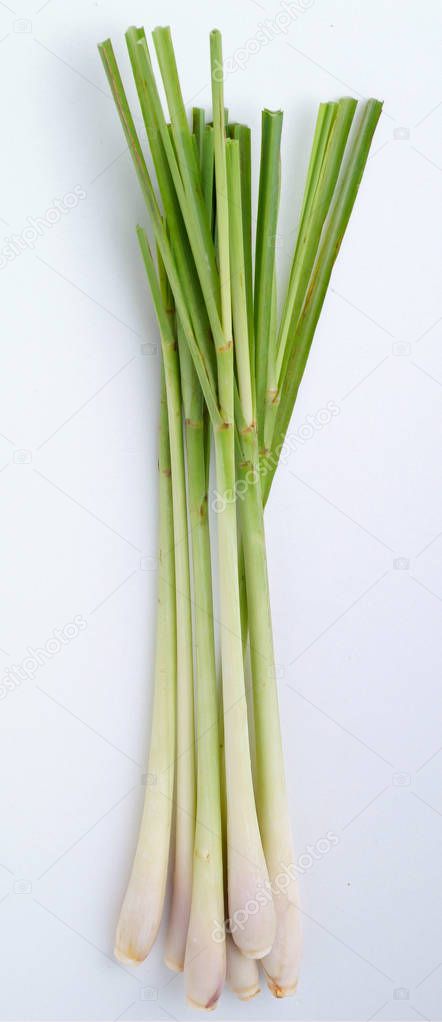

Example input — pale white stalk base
[114,693,174,965]
[114,436,175,966]
[262,848,302,997]
[164,795,195,972]
[227,841,275,959]
[185,899,226,1010]
[237,443,301,990]
[114,811,171,964]
[226,935,260,1000]
[114,622,174,964]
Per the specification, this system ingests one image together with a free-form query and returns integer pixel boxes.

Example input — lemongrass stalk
[262,269,279,455]
[227,127,254,658]
[228,123,253,363]
[202,125,215,217]
[226,935,260,1001]
[238,425,302,997]
[136,232,195,971]
[226,139,254,425]
[220,690,259,1002]
[210,32,275,959]
[254,110,283,447]
[225,118,302,995]
[214,425,275,960]
[181,379,225,1010]
[192,106,206,164]
[210,29,234,423]
[115,370,175,965]
[262,98,383,505]
[182,127,225,1012]
[296,101,337,251]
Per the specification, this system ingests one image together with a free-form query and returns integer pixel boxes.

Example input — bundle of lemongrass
[99,25,381,1011]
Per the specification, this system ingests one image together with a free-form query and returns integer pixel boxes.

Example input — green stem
[228,123,254,372]
[210,29,234,424]
[294,101,337,262]
[181,122,225,1009]
[226,138,253,426]
[254,109,283,446]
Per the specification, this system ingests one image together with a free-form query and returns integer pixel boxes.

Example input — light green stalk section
[228,124,297,985]
[237,424,301,996]
[254,110,283,447]
[213,425,275,959]
[210,29,234,424]
[261,98,383,505]
[208,35,275,958]
[192,106,205,164]
[182,124,225,1011]
[114,371,176,966]
[230,118,301,972]
[181,341,225,1008]
[137,231,195,972]
[202,124,215,217]
[228,123,254,372]
[226,139,253,427]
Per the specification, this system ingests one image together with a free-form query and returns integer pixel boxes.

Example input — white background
[0,0,441,1019]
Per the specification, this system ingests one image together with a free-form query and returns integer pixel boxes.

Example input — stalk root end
[264,973,299,998]
[164,955,184,973]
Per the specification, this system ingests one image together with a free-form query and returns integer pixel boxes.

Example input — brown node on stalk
[185,418,204,428]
